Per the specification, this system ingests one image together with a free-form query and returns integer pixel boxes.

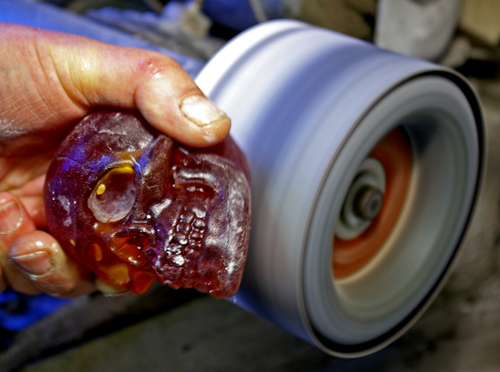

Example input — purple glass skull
[44,110,251,298]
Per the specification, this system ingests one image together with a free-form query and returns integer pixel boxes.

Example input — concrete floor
[2,76,500,371]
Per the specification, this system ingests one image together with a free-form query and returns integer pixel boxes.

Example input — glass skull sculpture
[44,110,251,298]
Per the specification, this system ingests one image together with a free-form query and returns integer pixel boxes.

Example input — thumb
[0,23,230,148]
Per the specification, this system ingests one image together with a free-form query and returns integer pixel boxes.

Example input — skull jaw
[148,153,251,299]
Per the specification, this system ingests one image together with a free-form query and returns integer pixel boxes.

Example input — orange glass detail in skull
[44,110,251,298]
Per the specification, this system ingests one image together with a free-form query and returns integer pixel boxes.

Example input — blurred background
[2,0,500,370]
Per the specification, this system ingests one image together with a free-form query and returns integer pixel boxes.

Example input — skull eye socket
[88,166,137,223]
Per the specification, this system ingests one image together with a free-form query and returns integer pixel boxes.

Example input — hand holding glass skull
[44,111,251,298]
[0,23,231,297]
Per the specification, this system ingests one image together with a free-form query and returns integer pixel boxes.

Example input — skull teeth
[180,211,195,224]
[156,198,208,285]
[184,202,207,219]
[176,222,191,234]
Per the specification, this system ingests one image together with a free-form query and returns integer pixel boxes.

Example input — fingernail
[180,95,226,127]
[0,200,21,234]
[11,251,52,276]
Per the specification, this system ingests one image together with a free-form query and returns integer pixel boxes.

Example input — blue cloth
[0,289,71,332]
[0,0,205,77]
[203,0,258,32]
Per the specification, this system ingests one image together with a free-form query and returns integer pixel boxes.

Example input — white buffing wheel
[196,20,484,357]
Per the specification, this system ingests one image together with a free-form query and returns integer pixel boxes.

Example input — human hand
[0,23,230,297]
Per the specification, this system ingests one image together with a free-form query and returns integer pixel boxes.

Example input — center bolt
[353,186,384,221]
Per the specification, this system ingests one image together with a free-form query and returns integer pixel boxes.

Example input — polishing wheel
[196,20,484,357]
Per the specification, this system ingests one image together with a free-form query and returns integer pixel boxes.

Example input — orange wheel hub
[333,127,412,279]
